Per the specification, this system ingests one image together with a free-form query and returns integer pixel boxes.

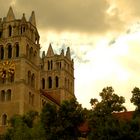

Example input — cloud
[0,0,127,34]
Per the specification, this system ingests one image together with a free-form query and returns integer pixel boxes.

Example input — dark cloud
[0,0,126,34]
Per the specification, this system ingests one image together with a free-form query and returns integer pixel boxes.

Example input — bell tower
[40,44,75,104]
[0,7,40,126]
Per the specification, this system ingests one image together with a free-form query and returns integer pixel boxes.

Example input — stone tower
[40,44,75,104]
[0,7,40,126]
[0,7,75,127]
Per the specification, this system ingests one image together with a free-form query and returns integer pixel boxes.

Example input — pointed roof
[42,51,45,58]
[21,13,26,23]
[46,43,54,57]
[60,49,64,56]
[29,11,36,26]
[6,6,15,22]
[66,47,71,59]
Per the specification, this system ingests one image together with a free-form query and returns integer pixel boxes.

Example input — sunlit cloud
[1,0,140,110]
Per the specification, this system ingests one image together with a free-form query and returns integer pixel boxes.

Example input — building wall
[0,7,75,126]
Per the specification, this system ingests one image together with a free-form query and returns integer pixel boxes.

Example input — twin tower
[0,7,74,126]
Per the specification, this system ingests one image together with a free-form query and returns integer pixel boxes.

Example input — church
[0,7,75,126]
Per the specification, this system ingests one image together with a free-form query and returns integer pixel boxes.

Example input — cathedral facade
[0,7,74,126]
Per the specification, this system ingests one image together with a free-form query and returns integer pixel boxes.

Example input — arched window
[20,26,26,35]
[48,61,50,70]
[42,78,45,89]
[31,74,35,87]
[48,76,52,89]
[23,27,26,32]
[8,44,12,58]
[51,60,53,69]
[28,71,31,85]
[55,76,59,88]
[1,90,5,101]
[8,25,12,36]
[0,46,4,60]
[0,31,2,38]
[15,44,19,57]
[6,89,11,101]
[2,114,7,125]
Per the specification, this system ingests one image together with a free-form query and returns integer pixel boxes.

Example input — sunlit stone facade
[0,7,75,126]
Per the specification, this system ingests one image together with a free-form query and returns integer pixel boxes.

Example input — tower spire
[66,47,71,59]
[29,11,36,26]
[21,13,26,23]
[46,43,54,57]
[6,6,15,22]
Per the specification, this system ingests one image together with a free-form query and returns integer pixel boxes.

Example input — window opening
[9,25,12,36]
[48,77,52,88]
[2,114,7,125]
[55,76,59,88]
[16,44,19,57]
[8,44,12,58]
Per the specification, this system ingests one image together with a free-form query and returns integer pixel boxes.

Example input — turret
[46,43,54,57]
[6,7,15,22]
[60,49,64,56]
[29,11,36,27]
[21,13,27,23]
[66,47,71,59]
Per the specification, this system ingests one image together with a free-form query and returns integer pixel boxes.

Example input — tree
[40,99,84,140]
[131,87,140,110]
[4,115,31,140]
[57,98,84,140]
[88,86,127,140]
[4,111,45,140]
[40,103,58,140]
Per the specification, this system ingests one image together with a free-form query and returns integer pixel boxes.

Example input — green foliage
[90,87,126,116]
[131,87,140,110]
[88,86,127,140]
[5,86,140,140]
[40,103,58,140]
[58,99,84,139]
[40,98,84,140]
[4,111,45,140]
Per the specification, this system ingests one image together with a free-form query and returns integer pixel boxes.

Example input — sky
[1,0,140,110]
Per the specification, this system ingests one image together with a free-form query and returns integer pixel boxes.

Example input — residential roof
[78,121,89,133]
[113,111,133,121]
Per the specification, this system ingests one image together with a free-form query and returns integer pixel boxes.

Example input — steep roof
[46,44,54,57]
[40,90,60,106]
[6,7,15,22]
[29,11,36,27]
